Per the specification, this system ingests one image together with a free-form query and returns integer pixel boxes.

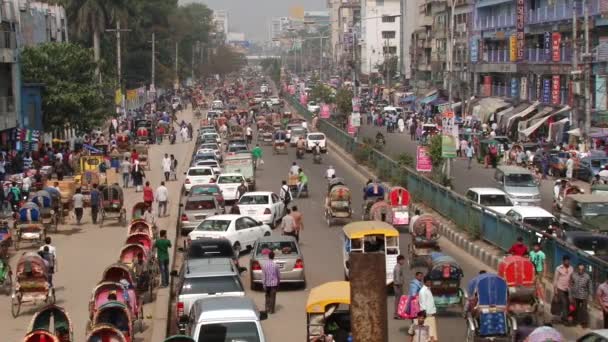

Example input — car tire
[264,231,271,237]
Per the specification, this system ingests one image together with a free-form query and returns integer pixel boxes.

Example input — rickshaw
[131,202,149,220]
[342,221,400,285]
[100,184,127,227]
[44,182,74,224]
[31,190,59,232]
[119,244,149,268]
[229,124,244,139]
[88,281,143,329]
[388,187,410,229]
[476,139,504,164]
[128,220,155,238]
[497,255,543,323]
[306,281,351,341]
[27,304,73,342]
[101,261,155,303]
[79,155,106,174]
[12,252,55,318]
[273,129,288,154]
[79,171,102,205]
[0,221,12,293]
[133,145,149,170]
[362,182,386,220]
[125,233,153,255]
[324,178,352,226]
[1,219,12,257]
[464,273,515,342]
[164,336,195,342]
[258,124,274,146]
[89,301,136,340]
[23,330,60,342]
[421,124,439,144]
[408,214,441,271]
[136,127,149,145]
[116,134,130,152]
[368,201,392,223]
[427,253,464,311]
[85,324,127,342]
[14,202,46,250]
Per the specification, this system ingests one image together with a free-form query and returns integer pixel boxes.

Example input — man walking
[90,183,101,224]
[465,144,475,169]
[280,208,296,238]
[72,188,84,225]
[596,276,608,328]
[418,277,438,341]
[252,144,263,168]
[570,263,592,328]
[155,181,169,217]
[291,206,303,242]
[153,229,172,287]
[279,180,292,207]
[120,157,131,188]
[162,154,171,182]
[393,255,406,319]
[262,251,281,314]
[553,255,573,323]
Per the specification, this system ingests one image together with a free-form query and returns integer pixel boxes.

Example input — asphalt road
[0,108,197,341]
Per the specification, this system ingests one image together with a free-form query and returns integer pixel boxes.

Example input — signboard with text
[416,146,433,172]
[552,75,561,105]
[471,39,479,63]
[441,110,458,158]
[543,78,551,103]
[320,104,331,119]
[520,77,528,100]
[516,0,526,61]
[552,32,561,62]
[544,32,551,61]
[509,35,518,62]
[350,112,361,127]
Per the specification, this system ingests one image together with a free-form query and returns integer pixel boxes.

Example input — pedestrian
[393,255,406,319]
[418,277,438,341]
[236,181,248,200]
[508,236,529,256]
[529,242,546,300]
[162,154,171,182]
[465,144,475,169]
[246,125,253,145]
[39,246,55,287]
[131,160,145,192]
[279,180,292,207]
[552,255,573,323]
[291,206,303,242]
[180,125,188,142]
[143,181,154,208]
[72,188,84,224]
[296,168,308,198]
[409,271,424,296]
[39,237,57,273]
[155,181,169,217]
[153,229,172,287]
[170,154,178,181]
[143,205,155,225]
[261,250,281,314]
[90,183,101,224]
[565,156,574,180]
[252,144,263,168]
[407,311,436,342]
[595,276,608,328]
[120,157,131,188]
[570,263,592,328]
[409,209,421,235]
[280,208,296,238]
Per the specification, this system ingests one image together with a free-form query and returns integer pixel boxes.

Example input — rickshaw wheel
[11,293,21,318]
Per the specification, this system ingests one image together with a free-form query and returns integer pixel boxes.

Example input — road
[0,108,197,341]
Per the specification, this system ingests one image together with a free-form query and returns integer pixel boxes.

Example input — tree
[375,55,399,82]
[21,43,112,133]
[310,84,333,104]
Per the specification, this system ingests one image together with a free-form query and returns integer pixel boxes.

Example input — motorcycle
[313,145,322,164]
[296,148,304,159]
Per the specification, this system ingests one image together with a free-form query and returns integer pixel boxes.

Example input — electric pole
[571,1,578,132]
[583,0,592,150]
[151,32,156,90]
[175,42,179,86]
[105,21,131,89]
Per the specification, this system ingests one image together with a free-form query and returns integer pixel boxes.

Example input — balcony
[0,31,16,49]
[482,47,573,64]
[475,13,515,30]
[528,0,600,25]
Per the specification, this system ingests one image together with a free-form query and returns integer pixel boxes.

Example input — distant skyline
[179,0,327,41]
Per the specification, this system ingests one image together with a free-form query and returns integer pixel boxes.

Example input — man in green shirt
[297,168,308,198]
[529,242,546,301]
[251,144,263,168]
[154,229,172,287]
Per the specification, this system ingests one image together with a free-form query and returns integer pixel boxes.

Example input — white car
[193,159,221,174]
[184,166,215,192]
[188,214,272,254]
[196,148,222,163]
[505,206,559,231]
[211,100,224,110]
[201,132,221,144]
[216,173,246,202]
[307,101,320,113]
[465,188,514,215]
[306,132,327,153]
[237,192,285,227]
[260,85,269,93]
[253,94,263,103]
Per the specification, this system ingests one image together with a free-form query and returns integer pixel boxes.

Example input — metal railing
[483,47,573,64]
[286,95,608,290]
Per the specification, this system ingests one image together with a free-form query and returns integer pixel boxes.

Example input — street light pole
[320,36,324,81]
[105,21,131,89]
[151,32,155,90]
[583,0,592,150]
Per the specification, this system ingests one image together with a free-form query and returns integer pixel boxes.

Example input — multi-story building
[270,16,290,42]
[327,0,361,76]
[304,11,331,27]
[213,10,229,41]
[360,0,402,76]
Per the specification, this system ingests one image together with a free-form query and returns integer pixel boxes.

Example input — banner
[126,89,138,101]
[115,89,122,105]
[552,32,561,62]
[543,78,551,103]
[544,32,551,61]
[516,0,526,61]
[520,77,528,100]
[350,112,361,127]
[416,146,433,172]
[288,85,296,95]
[483,76,492,97]
[552,75,561,105]
[441,110,458,158]
[509,35,518,62]
[347,122,356,136]
[320,104,331,119]
[300,94,307,105]
[596,76,607,111]
[471,39,479,63]
[511,78,519,98]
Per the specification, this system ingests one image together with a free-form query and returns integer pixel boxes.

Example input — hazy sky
[180,0,327,42]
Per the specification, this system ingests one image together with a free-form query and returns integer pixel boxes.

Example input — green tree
[310,84,333,104]
[335,87,353,115]
[428,134,443,167]
[21,43,112,132]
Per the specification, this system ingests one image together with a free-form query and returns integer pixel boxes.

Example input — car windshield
[198,321,260,342]
[239,195,269,205]
[191,186,219,195]
[185,200,216,211]
[582,203,608,216]
[570,237,608,256]
[480,194,512,206]
[523,217,558,230]
[189,168,213,176]
[218,176,243,184]
[255,241,298,256]
[188,242,234,259]
[308,134,325,140]
[505,174,536,187]
[196,220,231,232]
[228,145,247,152]
[197,161,218,167]
[180,275,242,296]
[201,144,217,150]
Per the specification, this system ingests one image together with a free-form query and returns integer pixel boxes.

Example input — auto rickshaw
[306,281,351,341]
[273,130,288,155]
[79,155,106,174]
[388,187,410,229]
[133,145,149,171]
[591,183,608,196]
[342,221,400,285]
[476,139,504,164]
[427,253,464,311]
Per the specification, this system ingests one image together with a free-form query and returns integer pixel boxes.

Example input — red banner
[516,0,526,61]
[552,75,561,105]
[552,32,561,62]
[483,76,492,97]
[568,80,574,106]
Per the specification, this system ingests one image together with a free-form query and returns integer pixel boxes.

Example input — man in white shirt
[39,237,57,272]
[161,154,171,182]
[289,162,300,176]
[417,277,438,341]
[325,166,336,180]
[155,182,169,217]
[565,156,574,179]
[409,209,421,234]
[599,165,608,180]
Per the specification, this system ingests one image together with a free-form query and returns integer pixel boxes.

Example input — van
[505,206,559,231]
[493,166,541,206]
[223,154,255,190]
[185,296,267,341]
[559,194,608,232]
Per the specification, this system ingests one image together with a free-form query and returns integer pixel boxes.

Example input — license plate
[248,210,257,215]
[276,263,285,269]
[195,215,206,220]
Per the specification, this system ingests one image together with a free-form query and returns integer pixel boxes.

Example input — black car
[184,237,240,268]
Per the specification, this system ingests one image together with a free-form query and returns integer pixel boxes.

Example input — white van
[505,206,559,231]
[306,132,327,153]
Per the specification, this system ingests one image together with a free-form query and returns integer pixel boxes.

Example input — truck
[223,154,256,191]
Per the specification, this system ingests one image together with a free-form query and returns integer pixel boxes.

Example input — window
[218,175,244,184]
[382,15,395,23]
[382,46,397,54]
[381,31,396,39]
[185,199,216,210]
[189,168,213,176]
[198,322,260,342]
[239,195,269,205]
[195,220,231,232]
[376,0,384,6]
[181,275,243,295]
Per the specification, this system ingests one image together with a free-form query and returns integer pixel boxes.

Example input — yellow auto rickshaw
[342,221,400,285]
[306,281,351,342]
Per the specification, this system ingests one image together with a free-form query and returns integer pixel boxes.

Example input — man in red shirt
[143,181,154,210]
[508,236,529,256]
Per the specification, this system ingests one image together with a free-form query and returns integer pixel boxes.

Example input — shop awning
[400,95,416,104]
[429,98,448,106]
[567,127,608,138]
[423,89,438,98]
[472,97,510,123]
[494,105,515,124]
[519,106,571,137]
[419,93,438,105]
[506,101,540,130]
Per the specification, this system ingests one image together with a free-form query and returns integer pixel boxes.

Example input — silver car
[249,235,305,290]
[180,195,222,234]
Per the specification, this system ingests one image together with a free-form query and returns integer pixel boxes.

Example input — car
[577,330,608,342]
[211,100,224,110]
[184,296,267,340]
[174,258,245,321]
[226,144,248,155]
[184,166,215,192]
[250,235,305,290]
[180,195,223,234]
[306,132,327,153]
[237,192,285,227]
[188,215,272,254]
[196,148,222,163]
[505,206,559,231]
[198,143,222,159]
[184,237,238,264]
[199,125,216,135]
[307,101,320,113]
[253,94,263,103]
[493,166,541,206]
[260,84,269,93]
[193,159,221,174]
[201,132,221,144]
[289,127,308,146]
[216,173,246,202]
[465,188,514,215]
[189,184,225,207]
[193,151,219,165]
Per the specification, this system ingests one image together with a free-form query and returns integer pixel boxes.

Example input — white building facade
[212,10,229,40]
[360,0,401,75]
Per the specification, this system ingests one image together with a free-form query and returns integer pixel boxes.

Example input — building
[304,10,330,30]
[327,0,361,78]
[213,10,229,40]
[360,0,402,76]
[270,16,290,42]
[1,0,68,133]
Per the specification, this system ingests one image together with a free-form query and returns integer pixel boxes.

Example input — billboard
[416,146,432,172]
[441,110,458,158]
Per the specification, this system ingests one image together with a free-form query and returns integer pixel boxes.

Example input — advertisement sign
[483,76,492,97]
[320,104,331,119]
[536,76,542,101]
[552,32,561,62]
[351,97,360,112]
[350,112,361,127]
[509,35,518,62]
[416,146,433,172]
[544,32,552,60]
[511,78,519,98]
[300,94,308,106]
[347,122,356,136]
[288,85,296,95]
[596,76,607,110]
[516,0,526,61]
[441,110,459,158]
[520,77,528,100]
[552,75,561,105]
[543,78,551,103]
[568,80,575,106]
[471,39,479,63]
